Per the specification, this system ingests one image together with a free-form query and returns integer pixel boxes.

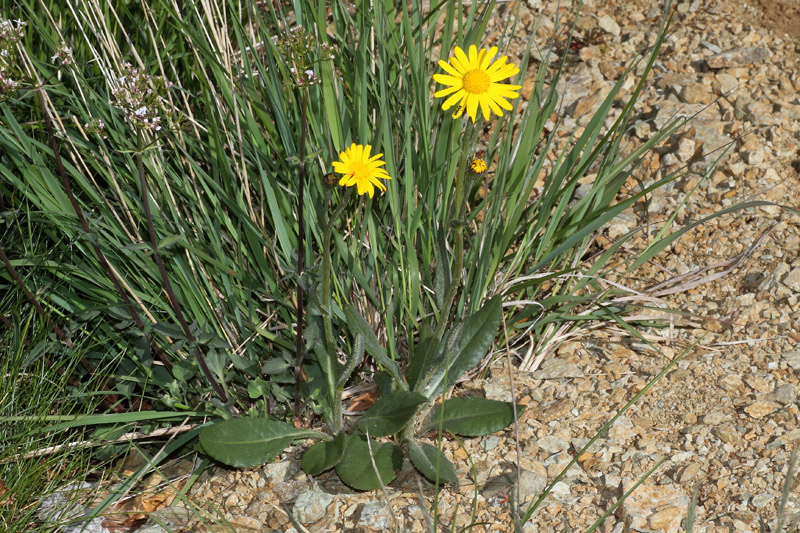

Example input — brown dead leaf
[0,478,15,508]
[347,389,381,411]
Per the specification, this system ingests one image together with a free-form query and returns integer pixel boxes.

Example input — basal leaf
[302,431,347,476]
[355,391,427,437]
[199,418,325,468]
[407,439,459,484]
[422,397,524,437]
[335,435,403,491]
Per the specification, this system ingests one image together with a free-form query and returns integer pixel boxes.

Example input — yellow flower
[433,45,522,122]
[470,158,488,174]
[332,143,392,198]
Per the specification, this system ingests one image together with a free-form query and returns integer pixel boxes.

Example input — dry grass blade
[644,226,775,298]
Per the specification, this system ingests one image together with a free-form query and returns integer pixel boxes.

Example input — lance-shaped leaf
[354,391,427,437]
[199,418,325,468]
[335,435,403,491]
[407,439,459,484]
[344,305,405,387]
[420,296,502,399]
[302,431,347,476]
[422,397,525,437]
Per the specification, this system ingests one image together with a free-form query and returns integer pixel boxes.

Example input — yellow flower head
[332,143,392,198]
[434,45,522,122]
[470,158,488,174]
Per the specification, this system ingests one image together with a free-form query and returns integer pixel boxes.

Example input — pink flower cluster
[111,62,174,133]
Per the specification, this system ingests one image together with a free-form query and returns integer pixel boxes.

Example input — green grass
[0,284,108,531]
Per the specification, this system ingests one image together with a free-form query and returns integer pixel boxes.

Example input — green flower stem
[321,187,354,433]
[432,120,480,345]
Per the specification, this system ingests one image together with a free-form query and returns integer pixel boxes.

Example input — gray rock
[706,47,772,69]
[597,13,621,36]
[751,492,775,509]
[519,468,548,503]
[701,40,722,54]
[770,384,797,405]
[358,501,393,530]
[481,436,501,451]
[782,268,800,292]
[538,435,570,453]
[785,351,800,370]
[36,483,90,524]
[261,460,292,484]
[293,487,334,524]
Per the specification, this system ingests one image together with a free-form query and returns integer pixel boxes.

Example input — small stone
[784,351,800,370]
[620,482,689,533]
[481,436,501,451]
[703,411,726,425]
[519,468,548,504]
[714,424,741,446]
[676,137,696,162]
[679,463,702,483]
[706,47,772,69]
[597,13,621,36]
[293,488,334,524]
[751,493,775,509]
[741,150,765,165]
[769,384,797,405]
[534,358,584,379]
[744,401,780,419]
[634,120,651,139]
[649,507,683,530]
[540,398,572,423]
[538,435,570,453]
[358,501,393,531]
[782,268,800,292]
[719,374,743,392]
[261,460,292,484]
[682,82,712,104]
[701,40,722,54]
[715,72,738,94]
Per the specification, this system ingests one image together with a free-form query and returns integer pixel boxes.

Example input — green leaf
[335,435,403,491]
[407,439,459,484]
[158,234,184,249]
[406,325,440,392]
[354,391,427,437]
[247,378,270,399]
[199,418,325,468]
[344,305,405,388]
[422,397,524,437]
[421,296,503,399]
[302,431,346,476]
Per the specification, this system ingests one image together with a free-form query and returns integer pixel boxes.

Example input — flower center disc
[463,70,490,94]
[350,161,370,180]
